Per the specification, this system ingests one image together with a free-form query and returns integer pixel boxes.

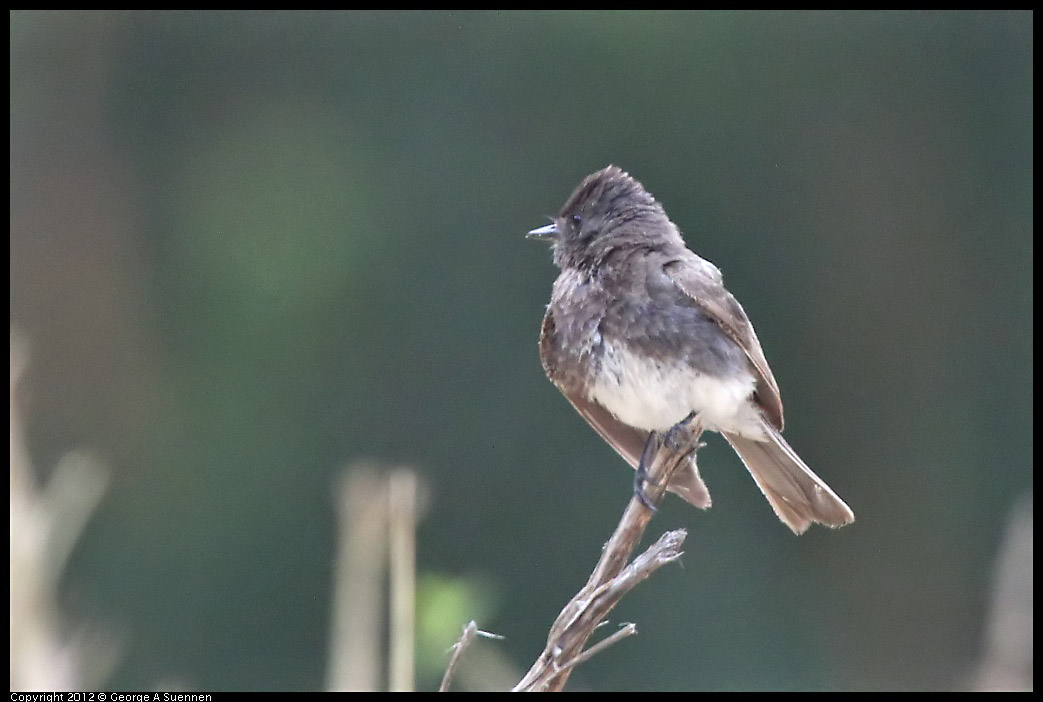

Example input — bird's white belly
[590,340,765,437]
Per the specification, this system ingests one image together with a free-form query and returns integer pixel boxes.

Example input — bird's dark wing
[663,254,785,430]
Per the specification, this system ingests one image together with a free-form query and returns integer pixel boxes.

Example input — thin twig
[440,621,479,692]
[513,421,702,692]
[554,623,637,675]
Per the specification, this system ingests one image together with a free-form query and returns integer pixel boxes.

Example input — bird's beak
[526,223,559,242]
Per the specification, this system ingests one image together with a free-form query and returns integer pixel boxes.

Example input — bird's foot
[663,411,699,452]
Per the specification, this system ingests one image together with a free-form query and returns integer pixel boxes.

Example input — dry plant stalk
[328,464,426,692]
[512,420,703,692]
[10,330,112,691]
[440,621,480,692]
[388,469,420,692]
[327,467,389,692]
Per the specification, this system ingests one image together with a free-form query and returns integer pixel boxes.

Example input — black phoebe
[528,166,854,534]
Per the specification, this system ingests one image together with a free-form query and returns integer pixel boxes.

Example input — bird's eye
[571,214,583,227]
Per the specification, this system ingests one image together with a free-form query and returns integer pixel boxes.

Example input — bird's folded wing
[663,255,785,431]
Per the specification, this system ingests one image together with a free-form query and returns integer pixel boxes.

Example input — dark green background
[10,10,1032,691]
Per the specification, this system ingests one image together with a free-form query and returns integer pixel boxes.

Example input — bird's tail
[666,455,712,509]
[723,423,854,535]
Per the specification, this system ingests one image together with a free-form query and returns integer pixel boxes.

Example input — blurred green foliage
[415,573,499,686]
[10,10,1032,691]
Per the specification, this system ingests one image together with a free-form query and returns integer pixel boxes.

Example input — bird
[527,165,854,534]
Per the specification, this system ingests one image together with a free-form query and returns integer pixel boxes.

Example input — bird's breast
[540,270,609,393]
[589,338,764,436]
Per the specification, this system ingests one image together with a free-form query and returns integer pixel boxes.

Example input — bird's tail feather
[667,456,712,509]
[723,423,854,535]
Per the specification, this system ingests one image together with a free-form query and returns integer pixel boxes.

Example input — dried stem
[513,421,703,692]
[440,621,479,692]
[388,469,419,692]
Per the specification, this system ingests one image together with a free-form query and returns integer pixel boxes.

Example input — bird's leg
[634,430,660,512]
[634,413,702,511]
[663,411,698,452]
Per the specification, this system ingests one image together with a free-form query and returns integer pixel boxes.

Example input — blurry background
[10,10,1032,692]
